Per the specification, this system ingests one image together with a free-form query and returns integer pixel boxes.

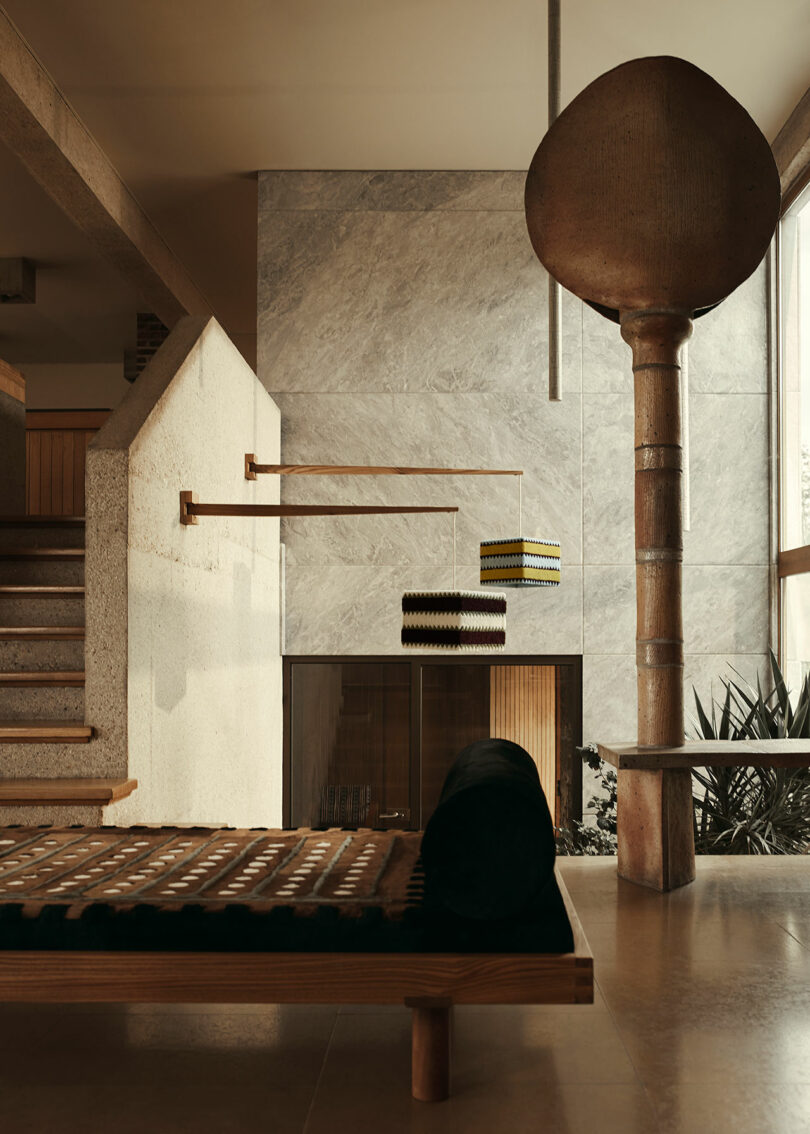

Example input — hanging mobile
[402,512,507,651]
[480,475,560,587]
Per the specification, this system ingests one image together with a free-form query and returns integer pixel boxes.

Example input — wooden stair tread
[0,627,84,640]
[0,516,84,526]
[0,777,136,805]
[0,671,85,686]
[0,721,93,743]
[0,586,84,597]
[0,548,84,561]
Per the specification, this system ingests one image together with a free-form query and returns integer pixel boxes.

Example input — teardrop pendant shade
[524,56,781,317]
[402,590,506,651]
[480,538,560,587]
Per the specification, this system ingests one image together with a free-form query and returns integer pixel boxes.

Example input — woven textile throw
[480,538,561,587]
[402,590,506,651]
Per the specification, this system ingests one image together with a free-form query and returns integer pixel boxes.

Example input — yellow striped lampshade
[480,537,561,587]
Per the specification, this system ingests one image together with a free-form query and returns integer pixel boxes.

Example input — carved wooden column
[522,54,781,891]
[618,310,695,890]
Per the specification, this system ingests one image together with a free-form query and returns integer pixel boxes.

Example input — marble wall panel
[273,391,582,566]
[284,565,582,658]
[582,653,637,743]
[259,171,773,792]
[582,393,635,565]
[583,566,636,656]
[581,305,633,394]
[688,264,769,394]
[683,654,769,721]
[682,566,770,655]
[259,171,527,213]
[683,393,769,566]
[259,210,582,395]
[583,652,772,747]
[580,260,768,397]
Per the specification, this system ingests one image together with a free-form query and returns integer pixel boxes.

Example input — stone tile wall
[257,171,771,747]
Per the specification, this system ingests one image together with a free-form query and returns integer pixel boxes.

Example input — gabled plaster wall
[86,316,283,826]
[257,171,771,750]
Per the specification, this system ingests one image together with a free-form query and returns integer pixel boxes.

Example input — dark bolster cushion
[420,737,558,922]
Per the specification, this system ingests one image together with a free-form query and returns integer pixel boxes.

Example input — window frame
[777,180,810,675]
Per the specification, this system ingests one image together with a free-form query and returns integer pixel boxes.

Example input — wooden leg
[617,768,695,891]
[410,1003,452,1102]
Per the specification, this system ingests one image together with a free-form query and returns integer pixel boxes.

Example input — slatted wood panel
[490,666,558,821]
[25,411,108,516]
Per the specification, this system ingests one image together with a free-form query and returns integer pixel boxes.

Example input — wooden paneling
[490,665,558,821]
[285,658,581,831]
[25,410,108,516]
[421,665,491,825]
[290,662,412,828]
[0,358,24,402]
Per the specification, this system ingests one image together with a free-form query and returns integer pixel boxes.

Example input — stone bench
[597,740,810,891]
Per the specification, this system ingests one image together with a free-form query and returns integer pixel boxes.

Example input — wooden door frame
[282,654,583,830]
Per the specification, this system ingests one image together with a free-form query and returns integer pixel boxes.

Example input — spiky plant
[691,650,810,854]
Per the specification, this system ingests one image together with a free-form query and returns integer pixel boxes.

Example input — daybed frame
[0,823,591,1103]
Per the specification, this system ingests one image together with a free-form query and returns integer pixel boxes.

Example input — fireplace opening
[283,656,582,831]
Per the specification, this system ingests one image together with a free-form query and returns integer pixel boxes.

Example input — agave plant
[691,650,810,855]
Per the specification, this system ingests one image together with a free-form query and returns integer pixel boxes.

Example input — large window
[779,182,810,690]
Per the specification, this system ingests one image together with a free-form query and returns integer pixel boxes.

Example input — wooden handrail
[180,491,458,526]
[244,454,522,480]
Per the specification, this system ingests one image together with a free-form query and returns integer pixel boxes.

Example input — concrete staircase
[0,516,136,823]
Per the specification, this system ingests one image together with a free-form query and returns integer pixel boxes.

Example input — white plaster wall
[257,172,772,762]
[87,317,283,827]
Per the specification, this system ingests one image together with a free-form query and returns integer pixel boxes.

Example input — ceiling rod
[179,491,458,525]
[244,455,522,479]
[548,0,562,402]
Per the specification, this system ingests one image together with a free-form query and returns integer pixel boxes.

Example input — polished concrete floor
[2,856,810,1133]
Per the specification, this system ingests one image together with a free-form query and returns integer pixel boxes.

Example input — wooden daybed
[0,825,592,1102]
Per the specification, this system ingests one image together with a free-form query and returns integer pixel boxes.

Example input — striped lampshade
[480,537,561,587]
[401,590,506,651]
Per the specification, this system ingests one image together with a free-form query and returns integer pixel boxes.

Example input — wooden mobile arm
[179,491,458,525]
[244,455,522,480]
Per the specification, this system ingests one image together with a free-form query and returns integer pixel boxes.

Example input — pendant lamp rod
[452,511,457,589]
[245,456,522,480]
[681,341,691,532]
[180,492,458,526]
[547,0,562,402]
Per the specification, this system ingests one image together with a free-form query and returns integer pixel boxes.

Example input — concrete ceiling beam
[0,8,212,327]
[773,85,810,212]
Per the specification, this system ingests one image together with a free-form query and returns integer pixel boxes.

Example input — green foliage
[691,649,810,855]
[557,651,810,856]
[556,745,618,855]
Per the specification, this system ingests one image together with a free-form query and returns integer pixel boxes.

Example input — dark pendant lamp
[402,514,506,651]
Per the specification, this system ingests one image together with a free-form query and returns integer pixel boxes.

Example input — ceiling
[0,0,808,370]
